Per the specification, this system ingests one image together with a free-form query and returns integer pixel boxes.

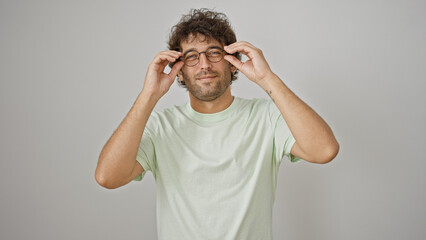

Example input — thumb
[224,55,244,71]
[168,61,184,80]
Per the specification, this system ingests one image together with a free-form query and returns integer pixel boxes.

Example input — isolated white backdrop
[1,0,425,239]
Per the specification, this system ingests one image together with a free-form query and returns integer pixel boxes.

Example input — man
[95,8,339,240]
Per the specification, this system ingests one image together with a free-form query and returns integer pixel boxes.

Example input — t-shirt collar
[185,96,239,123]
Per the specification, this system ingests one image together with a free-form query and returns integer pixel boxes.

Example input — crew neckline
[185,96,239,123]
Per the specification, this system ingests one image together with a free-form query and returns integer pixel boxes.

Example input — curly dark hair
[167,8,241,87]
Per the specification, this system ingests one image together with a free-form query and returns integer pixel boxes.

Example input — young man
[95,8,339,239]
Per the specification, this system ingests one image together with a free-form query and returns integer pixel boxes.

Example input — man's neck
[189,90,234,114]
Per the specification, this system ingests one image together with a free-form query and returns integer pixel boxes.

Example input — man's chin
[191,92,221,102]
[186,80,230,102]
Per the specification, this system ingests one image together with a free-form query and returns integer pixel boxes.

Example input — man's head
[168,9,241,90]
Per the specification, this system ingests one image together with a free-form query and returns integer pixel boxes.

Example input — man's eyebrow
[182,48,196,56]
[182,45,223,55]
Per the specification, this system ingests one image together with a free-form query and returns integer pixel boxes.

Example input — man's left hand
[224,41,275,86]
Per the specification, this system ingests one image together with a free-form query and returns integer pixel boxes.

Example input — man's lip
[196,75,216,80]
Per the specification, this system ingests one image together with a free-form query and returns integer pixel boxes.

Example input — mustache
[195,70,218,78]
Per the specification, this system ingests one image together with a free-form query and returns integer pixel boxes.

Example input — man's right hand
[141,50,184,100]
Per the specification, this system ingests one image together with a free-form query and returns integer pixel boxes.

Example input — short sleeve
[268,100,302,165]
[133,128,157,181]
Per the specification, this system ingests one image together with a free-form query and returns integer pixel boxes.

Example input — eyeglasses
[180,47,226,67]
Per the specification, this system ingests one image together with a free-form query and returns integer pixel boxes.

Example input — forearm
[223,41,338,162]
[95,91,158,187]
[260,74,339,162]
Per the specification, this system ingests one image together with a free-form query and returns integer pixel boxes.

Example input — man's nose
[199,52,212,69]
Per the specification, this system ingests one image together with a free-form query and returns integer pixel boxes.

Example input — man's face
[178,34,236,102]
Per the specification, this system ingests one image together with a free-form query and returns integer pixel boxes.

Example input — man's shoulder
[144,103,187,131]
[236,96,271,110]
[237,96,269,102]
[151,103,186,119]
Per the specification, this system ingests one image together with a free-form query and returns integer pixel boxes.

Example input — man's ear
[177,69,184,84]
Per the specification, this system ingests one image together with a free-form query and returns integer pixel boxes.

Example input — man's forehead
[180,34,223,50]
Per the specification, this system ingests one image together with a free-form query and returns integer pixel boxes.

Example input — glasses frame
[180,47,227,67]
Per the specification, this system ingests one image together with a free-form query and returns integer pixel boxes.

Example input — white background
[1,0,425,239]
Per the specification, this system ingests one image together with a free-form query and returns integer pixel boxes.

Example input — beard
[181,69,232,102]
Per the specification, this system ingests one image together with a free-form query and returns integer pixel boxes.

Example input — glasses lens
[182,48,225,66]
[206,48,224,62]
[183,51,199,66]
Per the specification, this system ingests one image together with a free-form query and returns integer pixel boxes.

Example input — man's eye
[208,50,222,56]
[185,54,198,60]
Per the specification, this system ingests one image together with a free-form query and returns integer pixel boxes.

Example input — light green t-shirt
[134,96,301,240]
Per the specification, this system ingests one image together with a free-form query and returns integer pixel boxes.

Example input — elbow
[95,168,119,189]
[317,141,340,164]
[95,172,110,189]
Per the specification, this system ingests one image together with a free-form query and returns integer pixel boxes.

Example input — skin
[224,41,339,163]
[178,34,237,113]
[95,33,339,189]
[147,34,339,163]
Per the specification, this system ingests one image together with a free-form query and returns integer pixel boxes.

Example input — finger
[151,52,181,72]
[225,43,258,59]
[168,61,184,80]
[167,50,182,55]
[153,53,181,64]
[146,52,179,79]
[156,50,182,60]
[226,41,256,51]
[160,50,182,58]
[225,41,255,52]
[164,51,182,60]
[224,55,244,71]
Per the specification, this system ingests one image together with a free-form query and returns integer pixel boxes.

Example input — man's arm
[95,51,183,189]
[259,74,339,164]
[224,42,339,164]
[95,93,156,189]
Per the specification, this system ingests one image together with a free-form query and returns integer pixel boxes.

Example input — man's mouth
[196,75,216,81]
